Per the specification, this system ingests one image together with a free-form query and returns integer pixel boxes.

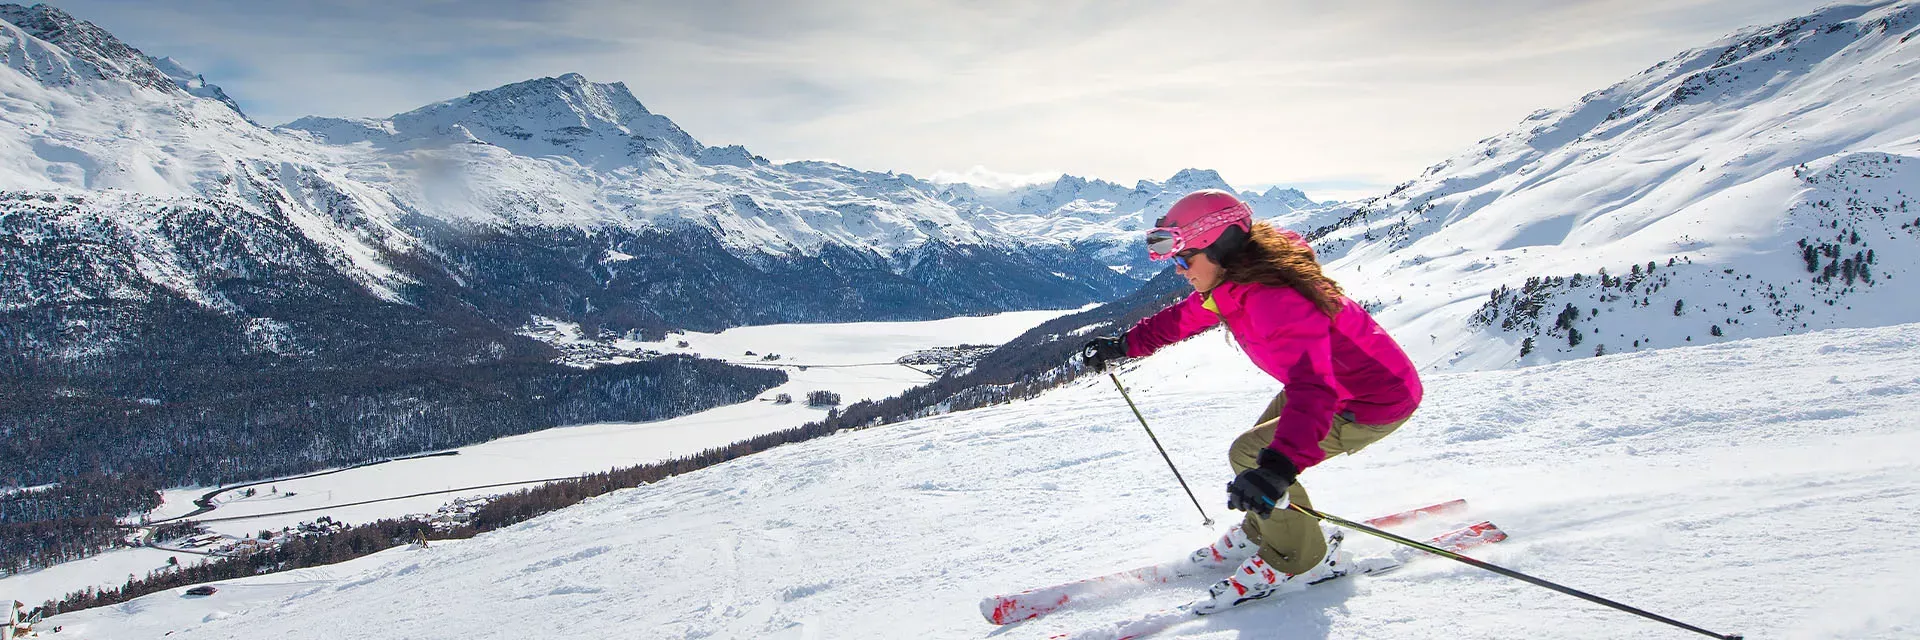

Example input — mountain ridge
[1285,0,1920,371]
[0,3,176,92]
[0,2,1340,491]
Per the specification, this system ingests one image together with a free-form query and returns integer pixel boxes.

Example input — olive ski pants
[1229,391,1412,575]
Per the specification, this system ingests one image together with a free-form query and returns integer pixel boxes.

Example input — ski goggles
[1144,205,1250,260]
[1145,227,1185,261]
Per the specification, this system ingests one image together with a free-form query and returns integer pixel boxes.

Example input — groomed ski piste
[42,319,1920,639]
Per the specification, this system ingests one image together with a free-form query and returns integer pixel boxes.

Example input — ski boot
[1191,528,1348,615]
[1187,524,1257,568]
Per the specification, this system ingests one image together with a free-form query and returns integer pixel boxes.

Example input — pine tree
[1673,299,1686,316]
[1520,336,1535,358]
[1711,325,1724,337]
[1555,303,1580,330]
[1568,328,1584,347]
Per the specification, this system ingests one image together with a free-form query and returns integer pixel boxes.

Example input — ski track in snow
[41,322,1920,639]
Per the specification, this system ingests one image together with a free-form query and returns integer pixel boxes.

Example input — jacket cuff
[1257,447,1301,480]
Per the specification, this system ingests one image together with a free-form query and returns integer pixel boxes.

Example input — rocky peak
[939,182,982,202]
[696,144,766,168]
[1256,186,1317,209]
[0,3,178,92]
[150,55,250,121]
[1162,168,1231,192]
[275,116,397,145]
[386,73,703,156]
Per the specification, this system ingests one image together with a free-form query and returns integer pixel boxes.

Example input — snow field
[43,322,1920,639]
[0,308,1079,609]
[1308,2,1920,373]
[131,308,1080,532]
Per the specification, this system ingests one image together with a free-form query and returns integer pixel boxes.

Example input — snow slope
[0,5,420,298]
[0,308,1077,606]
[1301,0,1920,373]
[48,322,1920,639]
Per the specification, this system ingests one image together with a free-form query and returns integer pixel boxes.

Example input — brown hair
[1217,223,1346,317]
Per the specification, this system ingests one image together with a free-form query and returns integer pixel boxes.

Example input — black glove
[1227,448,1299,517]
[1079,336,1127,371]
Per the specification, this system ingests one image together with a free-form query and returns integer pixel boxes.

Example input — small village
[151,495,499,559]
[896,344,999,376]
[515,318,664,368]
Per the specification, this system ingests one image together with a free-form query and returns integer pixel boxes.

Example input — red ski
[980,499,1472,625]
[1047,520,1510,640]
[1360,498,1467,529]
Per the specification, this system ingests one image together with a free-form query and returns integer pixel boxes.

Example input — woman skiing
[1079,189,1422,613]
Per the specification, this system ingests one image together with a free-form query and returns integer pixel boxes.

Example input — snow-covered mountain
[0,3,174,92]
[283,73,703,169]
[1297,0,1920,372]
[0,3,1137,489]
[272,72,1027,263]
[949,168,1330,277]
[149,56,248,122]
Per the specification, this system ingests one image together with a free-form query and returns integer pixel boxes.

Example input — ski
[1046,521,1508,640]
[981,555,1206,626]
[1360,498,1466,529]
[981,499,1471,625]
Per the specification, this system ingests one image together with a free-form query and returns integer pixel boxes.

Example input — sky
[51,0,1834,201]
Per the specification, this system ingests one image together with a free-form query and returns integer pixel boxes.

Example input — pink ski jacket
[1123,280,1422,470]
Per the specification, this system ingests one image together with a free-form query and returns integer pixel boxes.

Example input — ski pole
[1108,373,1214,527]
[1284,502,1742,640]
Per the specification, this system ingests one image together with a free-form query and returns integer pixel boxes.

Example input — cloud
[48,0,1832,190]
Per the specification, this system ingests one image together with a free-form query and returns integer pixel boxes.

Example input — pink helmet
[1145,189,1253,260]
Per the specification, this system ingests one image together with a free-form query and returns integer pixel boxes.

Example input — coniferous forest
[3,357,785,489]
[2,474,162,576]
[28,267,1184,617]
[0,357,785,576]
